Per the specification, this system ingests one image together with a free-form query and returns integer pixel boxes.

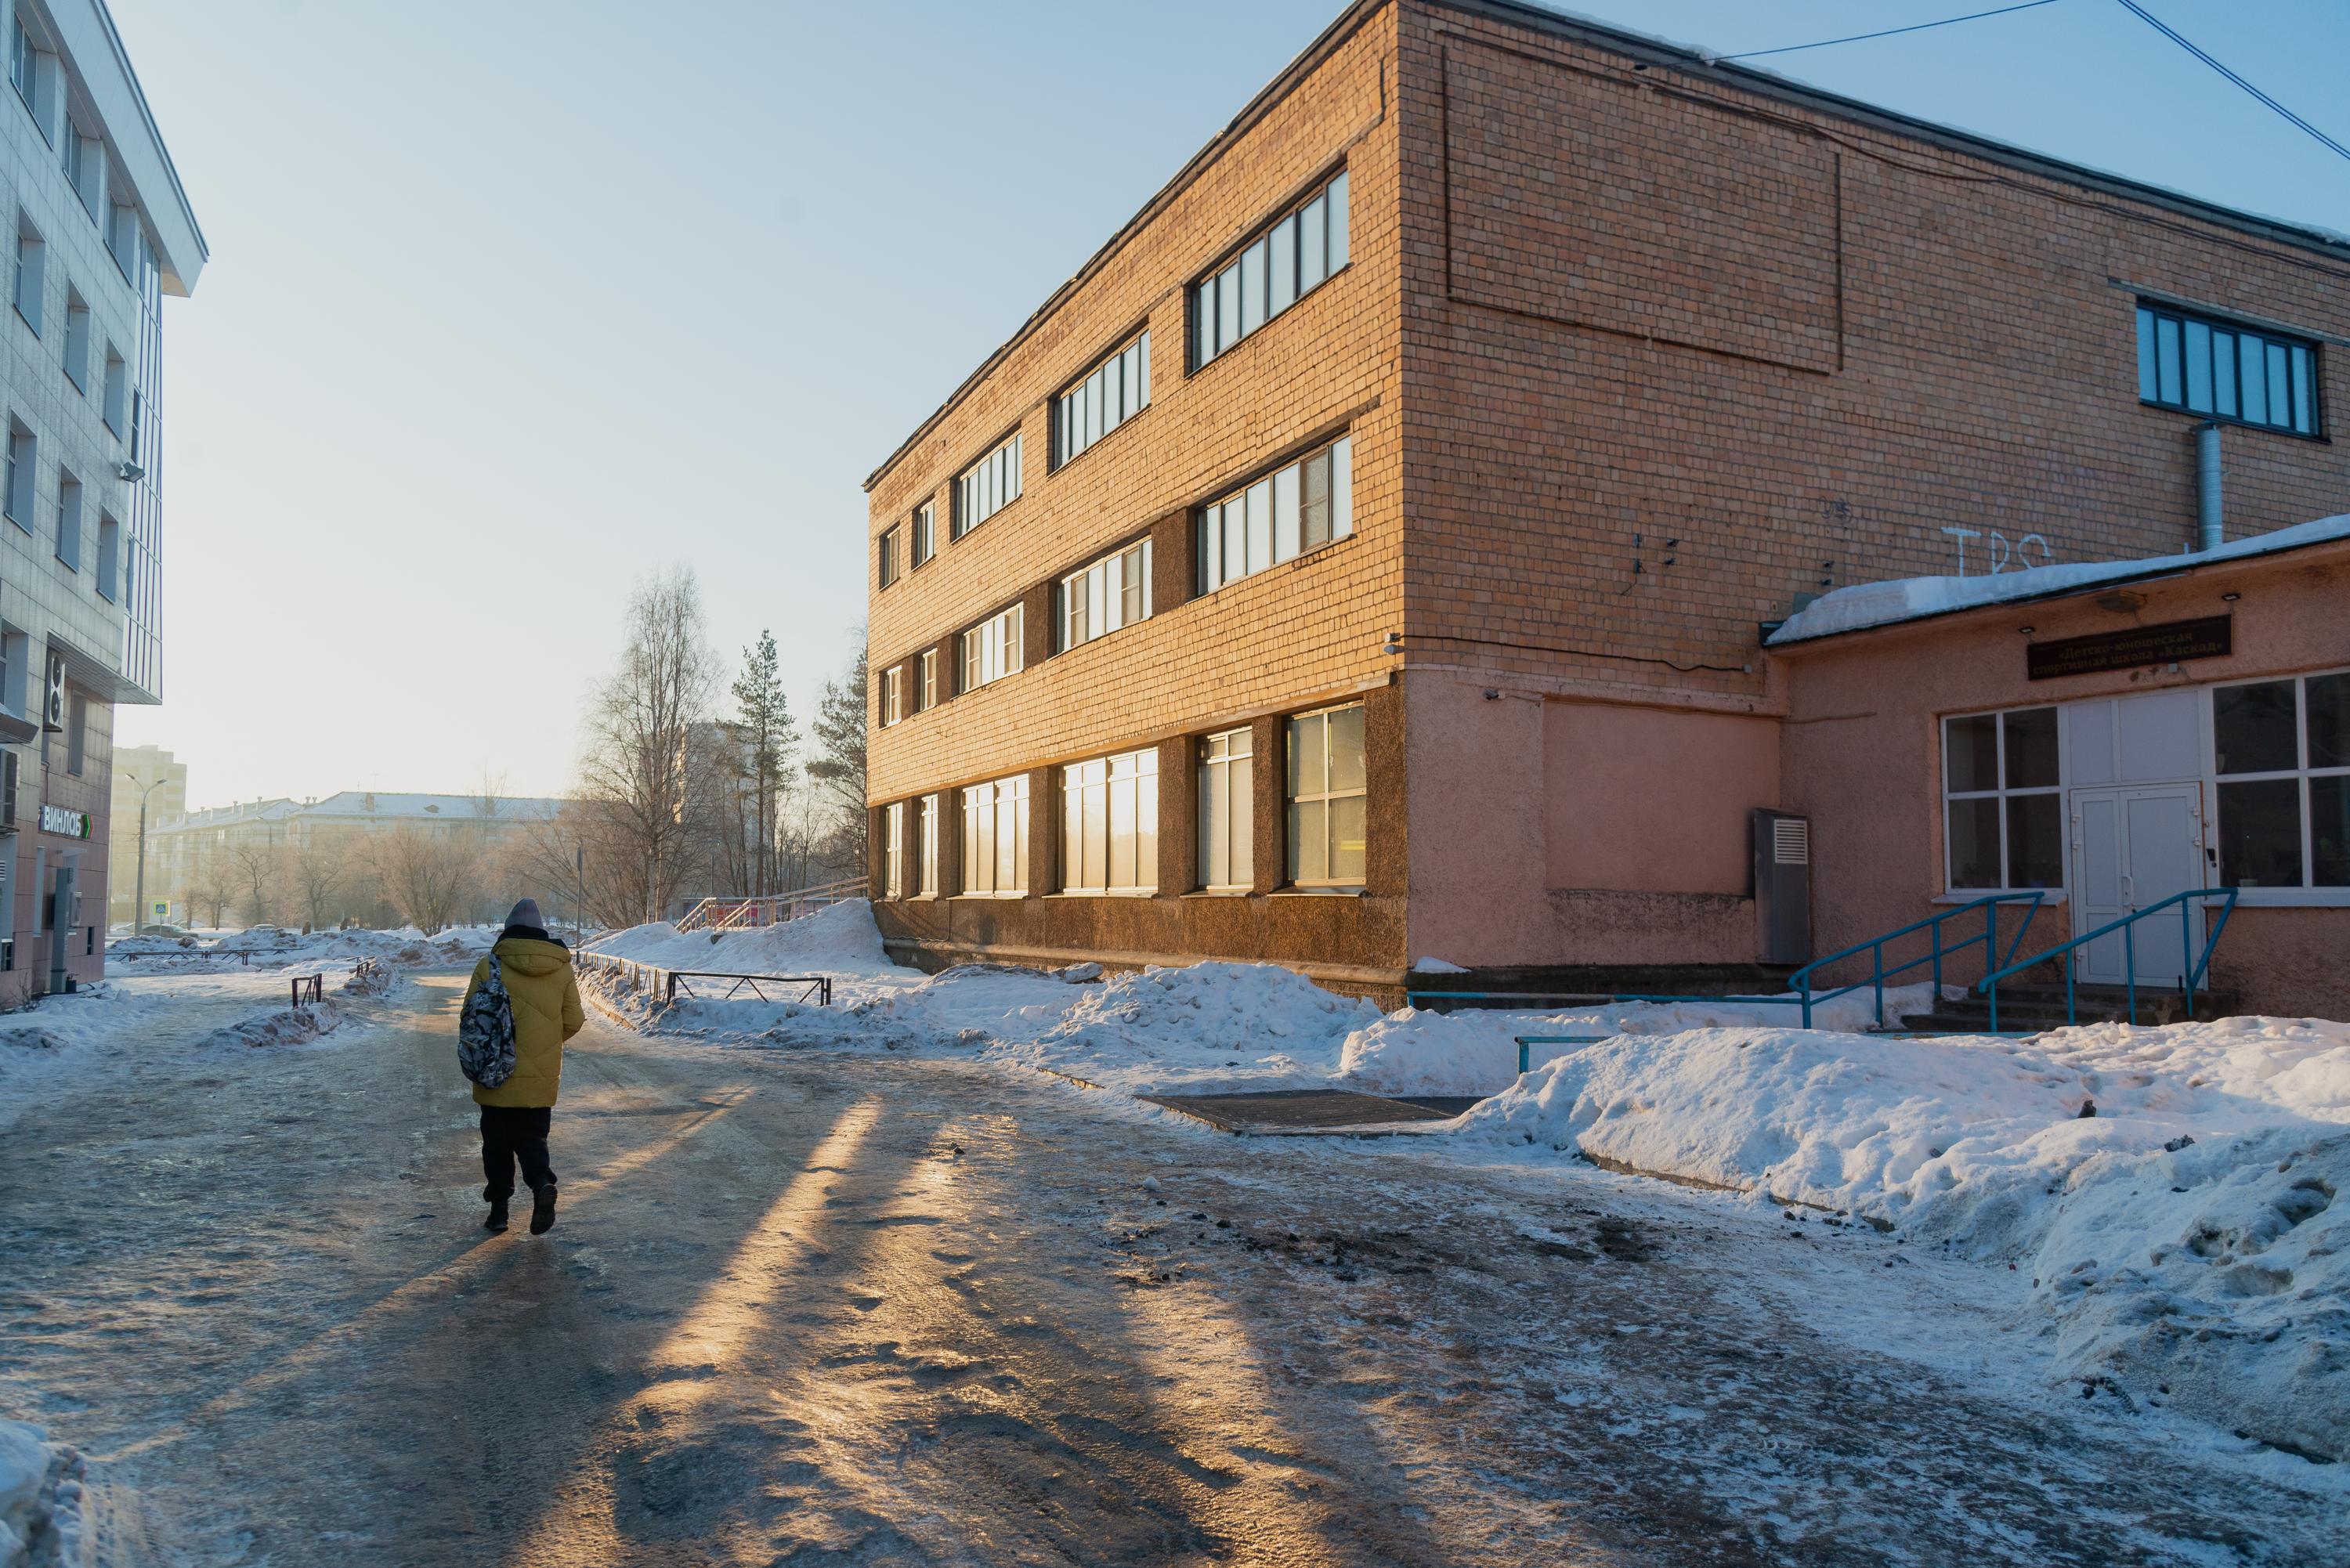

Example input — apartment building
[863,0,2349,1011]
[0,0,201,996]
[106,736,178,923]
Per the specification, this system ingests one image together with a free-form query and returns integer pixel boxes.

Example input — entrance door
[2070,786,2204,985]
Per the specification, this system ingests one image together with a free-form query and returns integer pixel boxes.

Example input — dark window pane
[2214,331,2237,416]
[1945,714,1999,793]
[2156,316,2182,404]
[2218,779,2302,888]
[2214,681,2298,774]
[2185,319,2212,411]
[2003,708,2059,789]
[2307,674,2348,768]
[2240,335,2267,423]
[2312,775,2350,888]
[2007,794,2063,888]
[2136,308,2157,401]
[1947,798,2002,889]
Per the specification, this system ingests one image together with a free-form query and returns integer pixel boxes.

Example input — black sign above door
[2026,616,2233,681]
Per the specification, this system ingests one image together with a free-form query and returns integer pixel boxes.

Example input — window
[917,649,938,712]
[1198,728,1253,891]
[960,775,1029,895]
[101,348,124,435]
[8,17,36,122]
[0,630,23,716]
[1061,749,1159,894]
[96,514,118,600]
[54,468,78,570]
[63,125,96,219]
[1192,169,1349,369]
[1060,537,1152,651]
[1941,707,2062,891]
[878,665,903,728]
[1287,704,1365,887]
[2214,673,2350,890]
[877,524,902,589]
[960,603,1023,693]
[65,692,85,776]
[1198,435,1353,593]
[107,203,137,283]
[884,802,905,899]
[13,215,42,334]
[4,425,34,529]
[917,793,939,896]
[2136,303,2319,436]
[911,501,935,568]
[953,432,1022,537]
[1053,331,1150,468]
[61,291,87,391]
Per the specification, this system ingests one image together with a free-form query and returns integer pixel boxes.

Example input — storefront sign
[38,804,91,838]
[2026,616,2232,681]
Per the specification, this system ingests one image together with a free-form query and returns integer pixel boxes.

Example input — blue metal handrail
[1976,887,2238,1031]
[1784,891,2045,1028]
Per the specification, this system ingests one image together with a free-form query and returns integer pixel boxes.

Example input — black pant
[479,1105,555,1201]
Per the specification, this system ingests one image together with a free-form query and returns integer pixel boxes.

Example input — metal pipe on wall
[2196,421,2223,551]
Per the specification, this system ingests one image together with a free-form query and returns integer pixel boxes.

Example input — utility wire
[1717,0,2061,62]
[2112,0,2350,164]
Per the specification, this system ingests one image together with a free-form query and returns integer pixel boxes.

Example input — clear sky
[105,0,2350,809]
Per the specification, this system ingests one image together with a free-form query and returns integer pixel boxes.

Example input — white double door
[2069,786,2205,986]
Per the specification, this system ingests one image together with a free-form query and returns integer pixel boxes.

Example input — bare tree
[183,856,234,930]
[574,569,720,923]
[226,840,286,928]
[288,840,345,932]
[369,826,477,934]
[806,641,869,880]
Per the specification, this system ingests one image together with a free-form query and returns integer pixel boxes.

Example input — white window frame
[959,775,1029,897]
[910,500,935,568]
[1061,749,1159,896]
[1286,703,1367,888]
[877,524,902,589]
[1060,537,1152,652]
[1198,727,1253,892]
[953,432,1022,538]
[917,793,939,896]
[1192,169,1349,370]
[960,603,1023,693]
[1053,330,1150,468]
[884,801,905,899]
[1940,706,2066,895]
[1198,435,1353,594]
[2209,668,2350,901]
[878,666,903,728]
[917,649,937,712]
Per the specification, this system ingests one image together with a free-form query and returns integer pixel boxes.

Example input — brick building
[862,0,2349,1009]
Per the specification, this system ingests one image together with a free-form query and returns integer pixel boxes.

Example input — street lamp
[131,773,168,932]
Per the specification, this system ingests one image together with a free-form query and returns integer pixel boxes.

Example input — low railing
[290,974,324,1006]
[675,876,868,934]
[1976,887,2239,1031]
[1405,892,2047,1031]
[1509,1033,1611,1075]
[576,950,833,1007]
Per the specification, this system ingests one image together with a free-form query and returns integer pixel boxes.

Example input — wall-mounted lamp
[2222,592,2241,602]
[1382,632,1404,656]
[2018,626,2035,636]
[1483,688,1500,701]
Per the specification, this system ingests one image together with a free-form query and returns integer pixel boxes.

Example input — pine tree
[726,630,797,891]
[807,644,870,876]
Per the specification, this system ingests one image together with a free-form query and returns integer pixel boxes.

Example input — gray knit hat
[504,898,546,930]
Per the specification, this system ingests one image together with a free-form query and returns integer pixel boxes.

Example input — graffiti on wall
[1940,526,2053,577]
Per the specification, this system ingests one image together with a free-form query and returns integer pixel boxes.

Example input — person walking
[464,898,583,1235]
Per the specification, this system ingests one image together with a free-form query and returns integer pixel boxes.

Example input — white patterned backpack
[457,954,517,1088]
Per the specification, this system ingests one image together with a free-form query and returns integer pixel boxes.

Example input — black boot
[529,1183,557,1235]
[484,1198,509,1233]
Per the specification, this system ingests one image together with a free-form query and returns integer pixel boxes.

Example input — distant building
[0,0,204,996]
[145,789,568,927]
[106,739,180,923]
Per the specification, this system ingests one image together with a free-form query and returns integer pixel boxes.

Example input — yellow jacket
[464,936,584,1107]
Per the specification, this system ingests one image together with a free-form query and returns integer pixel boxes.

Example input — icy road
[3,974,2342,1566]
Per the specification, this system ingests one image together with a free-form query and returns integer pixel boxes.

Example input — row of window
[2135,302,2320,436]
[877,164,1355,581]
[13,15,148,284]
[2,426,123,599]
[880,702,1369,899]
[875,432,1358,730]
[15,208,135,435]
[1942,671,2348,894]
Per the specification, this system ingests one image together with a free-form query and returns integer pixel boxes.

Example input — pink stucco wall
[1545,702,1780,894]
[1777,540,2350,1017]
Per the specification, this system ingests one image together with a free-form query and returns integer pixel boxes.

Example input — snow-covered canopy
[1766,514,2350,646]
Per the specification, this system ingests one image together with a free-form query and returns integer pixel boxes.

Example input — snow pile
[0,1418,87,1568]
[198,1000,343,1050]
[1336,985,1939,1097]
[340,957,397,996]
[1455,1017,2350,1459]
[584,901,898,980]
[110,925,497,972]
